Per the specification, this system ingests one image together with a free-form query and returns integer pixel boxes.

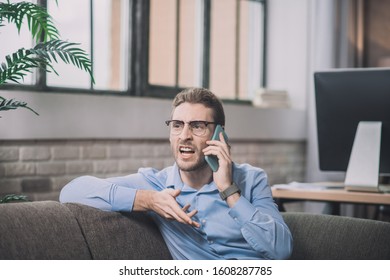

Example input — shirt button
[202,219,206,224]
[208,240,214,244]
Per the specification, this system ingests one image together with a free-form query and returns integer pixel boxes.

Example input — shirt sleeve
[228,170,293,260]
[59,173,149,212]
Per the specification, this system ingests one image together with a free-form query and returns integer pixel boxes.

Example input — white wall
[267,0,310,111]
[0,90,305,141]
[267,0,348,183]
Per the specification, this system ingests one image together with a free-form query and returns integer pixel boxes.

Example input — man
[60,87,293,260]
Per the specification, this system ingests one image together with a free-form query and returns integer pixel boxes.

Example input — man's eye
[172,122,183,128]
[191,122,201,129]
[191,122,206,130]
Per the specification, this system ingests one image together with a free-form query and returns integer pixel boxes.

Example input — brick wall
[0,139,306,201]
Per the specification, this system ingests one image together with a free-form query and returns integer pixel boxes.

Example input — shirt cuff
[110,186,137,212]
[228,196,257,226]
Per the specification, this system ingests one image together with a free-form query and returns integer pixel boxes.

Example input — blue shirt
[59,163,293,260]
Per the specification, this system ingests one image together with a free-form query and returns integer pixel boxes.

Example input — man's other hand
[134,189,200,228]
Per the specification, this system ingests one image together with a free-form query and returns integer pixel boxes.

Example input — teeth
[180,147,194,152]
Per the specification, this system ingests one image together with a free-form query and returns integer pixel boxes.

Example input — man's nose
[179,124,193,139]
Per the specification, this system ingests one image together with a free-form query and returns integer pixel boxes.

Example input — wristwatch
[219,182,241,200]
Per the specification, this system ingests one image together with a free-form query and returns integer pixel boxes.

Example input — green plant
[0,193,29,203]
[0,0,94,115]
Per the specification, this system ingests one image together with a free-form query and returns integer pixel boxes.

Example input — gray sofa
[1,201,389,260]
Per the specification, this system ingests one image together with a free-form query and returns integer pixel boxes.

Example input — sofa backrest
[64,203,172,260]
[0,201,91,259]
[1,201,389,260]
[282,212,390,260]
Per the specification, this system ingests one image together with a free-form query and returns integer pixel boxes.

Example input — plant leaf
[0,96,39,116]
[0,1,60,41]
[0,194,29,203]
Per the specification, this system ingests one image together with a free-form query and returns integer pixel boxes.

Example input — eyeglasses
[165,120,216,136]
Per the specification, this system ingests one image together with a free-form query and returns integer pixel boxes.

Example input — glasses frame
[165,120,217,136]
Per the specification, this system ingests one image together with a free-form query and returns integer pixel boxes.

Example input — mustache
[178,140,194,146]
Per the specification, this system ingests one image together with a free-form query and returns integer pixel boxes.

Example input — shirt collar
[165,163,218,193]
[165,163,183,189]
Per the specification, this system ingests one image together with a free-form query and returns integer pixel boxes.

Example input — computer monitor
[314,68,390,192]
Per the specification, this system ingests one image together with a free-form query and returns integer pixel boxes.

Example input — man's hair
[172,87,225,126]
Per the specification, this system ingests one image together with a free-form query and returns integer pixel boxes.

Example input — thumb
[168,188,181,198]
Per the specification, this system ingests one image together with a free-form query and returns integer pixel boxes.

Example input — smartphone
[205,125,229,172]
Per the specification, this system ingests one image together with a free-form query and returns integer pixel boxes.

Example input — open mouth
[179,146,195,154]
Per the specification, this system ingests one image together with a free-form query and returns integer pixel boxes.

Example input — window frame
[145,0,268,101]
[0,0,267,102]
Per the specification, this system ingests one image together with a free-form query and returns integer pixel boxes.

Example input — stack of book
[252,88,291,108]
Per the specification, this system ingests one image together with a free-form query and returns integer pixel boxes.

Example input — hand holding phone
[205,125,229,172]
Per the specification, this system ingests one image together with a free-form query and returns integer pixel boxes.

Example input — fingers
[171,188,181,198]
[182,210,200,228]
[168,204,200,228]
[203,143,232,167]
[182,204,191,212]
[182,204,198,219]
[203,133,233,189]
[204,132,231,157]
[153,191,200,228]
[219,132,229,147]
[216,131,230,148]
[177,204,199,227]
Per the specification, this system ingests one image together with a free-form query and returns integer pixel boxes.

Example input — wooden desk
[271,187,390,205]
[271,186,390,218]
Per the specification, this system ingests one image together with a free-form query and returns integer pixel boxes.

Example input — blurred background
[1,0,389,219]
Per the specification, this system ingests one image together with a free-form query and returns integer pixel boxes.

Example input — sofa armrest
[0,201,91,259]
[282,212,390,260]
[64,203,172,260]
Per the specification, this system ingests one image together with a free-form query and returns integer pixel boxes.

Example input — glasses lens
[169,120,184,135]
[167,120,211,136]
[190,121,207,136]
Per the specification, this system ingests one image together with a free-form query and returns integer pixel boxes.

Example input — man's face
[169,102,215,172]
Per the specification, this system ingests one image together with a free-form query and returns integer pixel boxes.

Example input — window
[1,0,266,101]
[209,0,265,100]
[148,0,266,100]
[46,0,91,89]
[47,0,130,91]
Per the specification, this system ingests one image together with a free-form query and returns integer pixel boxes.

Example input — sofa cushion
[0,201,91,259]
[65,203,172,260]
[282,212,390,260]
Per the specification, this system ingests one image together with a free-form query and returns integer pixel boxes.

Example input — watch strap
[219,183,241,200]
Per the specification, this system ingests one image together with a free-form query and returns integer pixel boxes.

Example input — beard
[176,156,209,172]
[172,142,209,172]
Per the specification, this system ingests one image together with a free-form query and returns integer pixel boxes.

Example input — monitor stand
[345,121,382,192]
